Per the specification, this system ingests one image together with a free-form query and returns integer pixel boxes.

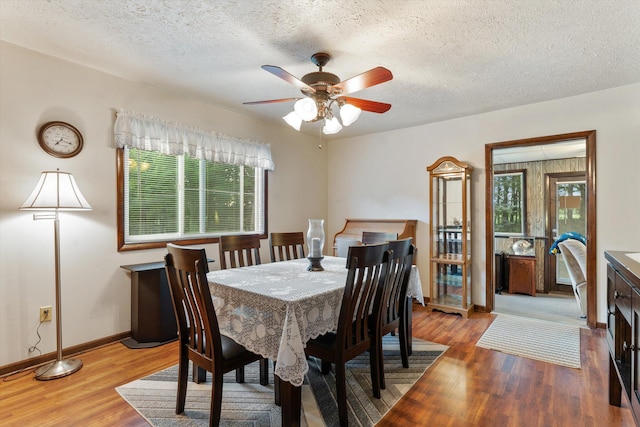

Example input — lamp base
[307,256,324,271]
[35,358,83,381]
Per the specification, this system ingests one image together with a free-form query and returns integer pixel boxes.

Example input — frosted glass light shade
[323,116,343,135]
[294,98,318,121]
[20,170,92,211]
[340,103,361,126]
[283,111,302,130]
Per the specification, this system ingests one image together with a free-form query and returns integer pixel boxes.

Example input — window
[113,109,274,251]
[493,170,526,236]
[117,147,267,250]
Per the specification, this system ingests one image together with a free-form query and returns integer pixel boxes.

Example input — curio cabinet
[426,156,473,317]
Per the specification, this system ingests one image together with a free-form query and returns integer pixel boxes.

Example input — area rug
[476,313,581,368]
[116,336,448,426]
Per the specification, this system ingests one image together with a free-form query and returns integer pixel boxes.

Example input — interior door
[547,173,587,293]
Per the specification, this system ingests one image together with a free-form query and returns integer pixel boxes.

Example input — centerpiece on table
[307,219,325,271]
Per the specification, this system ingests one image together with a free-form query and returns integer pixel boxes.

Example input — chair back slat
[219,234,262,269]
[379,239,414,327]
[338,243,390,355]
[269,232,305,262]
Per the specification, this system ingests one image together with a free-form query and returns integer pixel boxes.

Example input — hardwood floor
[0,306,634,426]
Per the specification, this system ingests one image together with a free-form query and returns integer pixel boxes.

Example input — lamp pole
[34,211,83,380]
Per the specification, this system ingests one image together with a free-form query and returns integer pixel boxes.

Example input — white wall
[327,82,640,324]
[0,42,327,366]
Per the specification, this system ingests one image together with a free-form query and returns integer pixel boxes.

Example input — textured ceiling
[1,0,639,140]
[493,140,585,165]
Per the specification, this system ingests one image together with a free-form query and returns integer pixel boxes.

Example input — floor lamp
[20,169,92,380]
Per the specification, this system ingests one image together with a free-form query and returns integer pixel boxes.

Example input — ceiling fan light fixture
[323,116,342,135]
[246,53,393,135]
[283,111,302,130]
[294,97,318,121]
[340,103,361,126]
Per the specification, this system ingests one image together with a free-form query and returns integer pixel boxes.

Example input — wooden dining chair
[165,243,269,427]
[372,239,416,391]
[361,231,398,245]
[269,231,305,262]
[218,234,262,269]
[305,243,390,426]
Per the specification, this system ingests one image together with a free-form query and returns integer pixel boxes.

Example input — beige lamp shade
[20,170,92,211]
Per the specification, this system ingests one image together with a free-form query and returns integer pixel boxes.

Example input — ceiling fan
[243,52,393,134]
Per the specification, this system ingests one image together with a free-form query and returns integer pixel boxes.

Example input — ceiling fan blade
[342,97,391,113]
[243,97,300,105]
[262,65,316,93]
[332,67,393,95]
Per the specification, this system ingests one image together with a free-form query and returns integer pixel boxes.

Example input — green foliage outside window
[125,148,263,244]
[128,149,178,236]
[493,171,526,235]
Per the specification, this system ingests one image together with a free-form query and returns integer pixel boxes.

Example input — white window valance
[113,109,274,171]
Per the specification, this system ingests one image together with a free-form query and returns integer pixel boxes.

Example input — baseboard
[473,304,488,313]
[415,298,488,314]
[0,331,131,377]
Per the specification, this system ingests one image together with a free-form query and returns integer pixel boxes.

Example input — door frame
[484,130,597,328]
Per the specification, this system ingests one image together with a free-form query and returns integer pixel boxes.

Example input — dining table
[206,255,424,426]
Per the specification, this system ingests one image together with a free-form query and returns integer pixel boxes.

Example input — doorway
[484,131,597,328]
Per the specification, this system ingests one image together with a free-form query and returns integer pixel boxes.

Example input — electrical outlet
[40,306,52,322]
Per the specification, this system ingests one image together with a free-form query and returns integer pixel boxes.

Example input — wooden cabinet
[426,156,473,317]
[507,255,536,296]
[120,258,214,348]
[607,263,617,351]
[606,250,640,425]
[120,261,178,348]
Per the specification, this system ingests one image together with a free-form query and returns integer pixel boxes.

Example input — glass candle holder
[307,219,325,271]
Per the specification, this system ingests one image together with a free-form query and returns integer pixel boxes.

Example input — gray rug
[494,292,586,327]
[476,313,581,369]
[116,336,447,426]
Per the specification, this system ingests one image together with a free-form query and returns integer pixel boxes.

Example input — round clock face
[37,121,84,158]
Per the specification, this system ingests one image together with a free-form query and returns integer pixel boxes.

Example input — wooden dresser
[333,218,417,254]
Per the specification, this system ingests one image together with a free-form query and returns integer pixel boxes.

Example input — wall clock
[37,121,84,158]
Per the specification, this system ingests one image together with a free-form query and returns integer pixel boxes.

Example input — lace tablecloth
[206,256,424,386]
